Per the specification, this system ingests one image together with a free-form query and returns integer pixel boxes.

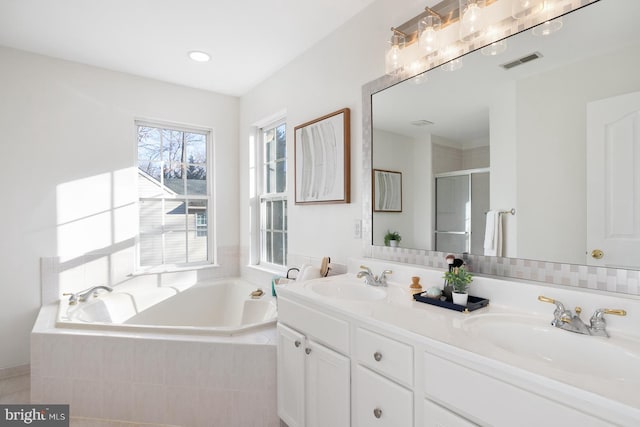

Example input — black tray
[413,292,489,313]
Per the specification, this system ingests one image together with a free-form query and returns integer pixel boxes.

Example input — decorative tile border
[368,245,640,296]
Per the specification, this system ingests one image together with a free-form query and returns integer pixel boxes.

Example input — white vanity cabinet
[423,399,476,427]
[277,297,351,427]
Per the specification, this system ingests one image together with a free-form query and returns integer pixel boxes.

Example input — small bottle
[409,276,423,296]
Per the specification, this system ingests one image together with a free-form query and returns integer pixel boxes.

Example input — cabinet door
[424,399,477,427]
[277,323,306,427]
[306,339,350,427]
[355,365,413,427]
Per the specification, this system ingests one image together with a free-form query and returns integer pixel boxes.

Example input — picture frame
[294,108,350,204]
[373,169,402,212]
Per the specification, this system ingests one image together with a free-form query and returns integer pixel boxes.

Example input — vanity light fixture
[188,51,211,62]
[385,29,407,75]
[440,45,463,71]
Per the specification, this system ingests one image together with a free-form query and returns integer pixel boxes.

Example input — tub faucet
[357,265,392,287]
[538,295,626,337]
[64,285,113,305]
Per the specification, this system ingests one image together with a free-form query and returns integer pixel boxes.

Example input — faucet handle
[359,265,372,274]
[538,295,567,311]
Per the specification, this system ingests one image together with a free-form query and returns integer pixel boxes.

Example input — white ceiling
[0,0,377,96]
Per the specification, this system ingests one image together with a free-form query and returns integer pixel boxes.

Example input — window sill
[246,263,288,277]
[132,262,219,276]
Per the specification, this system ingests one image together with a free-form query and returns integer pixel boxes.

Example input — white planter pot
[452,291,468,306]
[389,240,398,247]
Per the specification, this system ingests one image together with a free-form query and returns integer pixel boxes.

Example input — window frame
[135,119,214,270]
[257,118,288,269]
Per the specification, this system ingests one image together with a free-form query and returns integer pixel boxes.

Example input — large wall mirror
[364,0,640,280]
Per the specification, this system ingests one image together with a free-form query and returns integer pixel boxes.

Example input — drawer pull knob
[305,347,312,355]
[373,408,382,419]
[294,340,301,348]
[373,352,383,362]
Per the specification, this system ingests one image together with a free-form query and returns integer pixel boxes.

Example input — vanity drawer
[423,352,606,427]
[355,365,413,427]
[356,327,413,387]
[277,297,349,354]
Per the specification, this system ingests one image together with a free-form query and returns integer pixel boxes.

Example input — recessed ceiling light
[188,51,211,62]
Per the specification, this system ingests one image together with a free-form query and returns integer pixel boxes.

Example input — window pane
[164,200,187,231]
[162,129,184,164]
[186,164,207,195]
[273,201,283,231]
[273,231,284,265]
[164,231,187,264]
[188,232,208,262]
[138,163,163,198]
[276,124,286,160]
[139,234,162,267]
[265,200,272,229]
[265,231,272,263]
[138,127,161,158]
[264,128,275,163]
[265,162,276,193]
[185,133,206,164]
[276,160,286,193]
[139,200,162,233]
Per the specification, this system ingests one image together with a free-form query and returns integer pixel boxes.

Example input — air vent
[500,52,543,70]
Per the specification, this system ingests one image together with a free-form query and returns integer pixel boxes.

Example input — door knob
[591,249,604,259]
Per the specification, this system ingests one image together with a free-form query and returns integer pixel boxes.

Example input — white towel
[484,210,503,256]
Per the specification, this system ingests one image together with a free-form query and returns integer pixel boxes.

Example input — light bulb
[459,1,484,42]
[385,33,405,75]
[419,15,441,54]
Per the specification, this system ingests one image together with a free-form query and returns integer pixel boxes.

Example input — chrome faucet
[64,285,113,305]
[357,265,392,287]
[538,295,626,338]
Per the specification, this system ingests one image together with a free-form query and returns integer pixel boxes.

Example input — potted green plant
[384,230,401,247]
[443,266,473,306]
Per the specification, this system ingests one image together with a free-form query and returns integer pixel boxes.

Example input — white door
[277,323,306,427]
[306,340,350,427]
[587,91,640,268]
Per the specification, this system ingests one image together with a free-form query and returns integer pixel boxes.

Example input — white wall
[239,0,429,273]
[0,46,239,369]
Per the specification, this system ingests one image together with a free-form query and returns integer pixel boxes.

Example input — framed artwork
[294,108,350,204]
[373,169,402,212]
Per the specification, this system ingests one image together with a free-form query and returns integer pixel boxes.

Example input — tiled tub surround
[32,305,278,426]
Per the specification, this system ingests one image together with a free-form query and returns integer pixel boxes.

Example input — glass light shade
[459,0,485,42]
[481,40,507,56]
[385,33,406,75]
[531,17,563,36]
[419,15,441,54]
[512,0,545,19]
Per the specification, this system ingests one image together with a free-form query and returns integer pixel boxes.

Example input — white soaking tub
[56,278,277,335]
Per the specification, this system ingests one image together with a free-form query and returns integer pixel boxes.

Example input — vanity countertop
[276,264,640,423]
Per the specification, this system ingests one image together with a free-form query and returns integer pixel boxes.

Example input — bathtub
[56,278,277,335]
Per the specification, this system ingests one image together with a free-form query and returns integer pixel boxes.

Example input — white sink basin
[463,313,640,383]
[306,280,387,301]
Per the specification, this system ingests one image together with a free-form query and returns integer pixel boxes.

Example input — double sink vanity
[276,259,640,426]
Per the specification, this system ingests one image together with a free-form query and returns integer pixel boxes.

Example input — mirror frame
[361,0,640,296]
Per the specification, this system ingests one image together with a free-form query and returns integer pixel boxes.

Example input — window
[259,121,287,266]
[136,122,210,267]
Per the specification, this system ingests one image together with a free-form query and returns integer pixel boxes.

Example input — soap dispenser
[409,276,423,296]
